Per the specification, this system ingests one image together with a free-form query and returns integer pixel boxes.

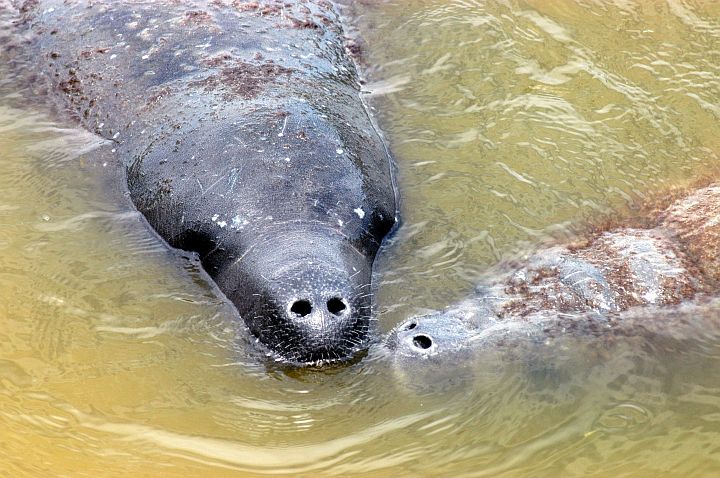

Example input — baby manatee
[386,185,720,374]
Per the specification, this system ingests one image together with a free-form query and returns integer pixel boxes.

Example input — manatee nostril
[327,297,347,316]
[412,334,433,350]
[290,299,312,317]
[403,321,417,331]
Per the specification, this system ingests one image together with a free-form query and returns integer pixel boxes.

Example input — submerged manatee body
[4,0,396,364]
[386,185,720,374]
[383,297,720,394]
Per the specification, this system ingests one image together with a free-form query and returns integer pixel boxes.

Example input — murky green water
[3,1,720,476]
[351,0,720,326]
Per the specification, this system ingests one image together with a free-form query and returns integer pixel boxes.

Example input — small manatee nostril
[290,299,312,317]
[412,334,432,350]
[403,321,417,331]
[327,297,347,315]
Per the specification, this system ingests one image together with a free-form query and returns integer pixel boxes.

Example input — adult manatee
[4,0,396,364]
[386,185,720,370]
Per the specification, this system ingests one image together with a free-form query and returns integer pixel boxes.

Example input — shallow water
[2,1,720,476]
[351,0,720,325]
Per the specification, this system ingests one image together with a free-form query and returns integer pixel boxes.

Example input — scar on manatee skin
[201,53,235,68]
[289,17,321,30]
[343,38,364,64]
[232,1,261,12]
[79,48,110,59]
[231,1,283,16]
[59,70,81,96]
[182,10,214,26]
[227,0,329,29]
[190,61,293,100]
[141,86,175,112]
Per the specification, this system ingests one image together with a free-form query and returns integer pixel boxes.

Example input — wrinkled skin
[3,0,396,364]
[385,185,720,376]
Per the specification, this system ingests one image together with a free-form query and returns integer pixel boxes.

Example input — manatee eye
[403,320,417,331]
[412,334,432,350]
[291,299,312,317]
[327,297,347,316]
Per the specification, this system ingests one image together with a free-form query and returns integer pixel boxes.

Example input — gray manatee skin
[385,185,720,373]
[382,298,720,394]
[5,0,396,364]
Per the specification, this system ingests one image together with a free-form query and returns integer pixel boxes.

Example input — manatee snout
[246,270,371,364]
[382,314,478,393]
[387,314,473,359]
[388,318,440,356]
[219,230,374,364]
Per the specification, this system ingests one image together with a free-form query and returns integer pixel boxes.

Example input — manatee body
[386,185,720,369]
[6,0,396,364]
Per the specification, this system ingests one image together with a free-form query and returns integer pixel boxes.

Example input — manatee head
[382,306,602,394]
[215,225,377,365]
[209,103,395,366]
[137,99,396,366]
[384,295,504,360]
[386,313,473,358]
[382,311,478,392]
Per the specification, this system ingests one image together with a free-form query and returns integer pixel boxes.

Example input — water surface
[3,1,720,476]
[352,1,720,326]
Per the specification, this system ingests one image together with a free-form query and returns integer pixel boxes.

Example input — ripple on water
[3,1,720,477]
[353,0,720,476]
[356,0,720,331]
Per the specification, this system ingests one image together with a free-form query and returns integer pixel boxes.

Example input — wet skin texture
[385,185,720,373]
[5,0,396,364]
